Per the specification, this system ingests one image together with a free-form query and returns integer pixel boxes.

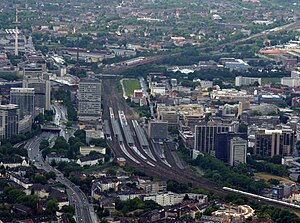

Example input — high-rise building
[78,78,101,121]
[230,137,247,166]
[23,78,51,111]
[10,88,35,119]
[148,121,168,140]
[194,121,237,154]
[215,132,247,163]
[0,104,19,140]
[255,129,295,157]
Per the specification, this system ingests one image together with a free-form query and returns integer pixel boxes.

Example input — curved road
[25,133,97,223]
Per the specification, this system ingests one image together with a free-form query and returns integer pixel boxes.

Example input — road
[225,20,300,46]
[24,102,97,223]
[52,102,75,142]
[24,133,97,223]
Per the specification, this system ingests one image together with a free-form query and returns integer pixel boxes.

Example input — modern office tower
[23,78,51,111]
[194,121,237,154]
[0,104,19,140]
[78,78,102,121]
[10,88,35,119]
[148,121,168,140]
[215,132,247,163]
[255,129,295,157]
[230,137,247,166]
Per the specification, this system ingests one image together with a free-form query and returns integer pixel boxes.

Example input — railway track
[102,78,300,211]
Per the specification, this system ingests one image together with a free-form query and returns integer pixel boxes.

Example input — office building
[235,76,261,86]
[230,137,247,166]
[194,121,237,154]
[10,88,35,119]
[21,63,46,79]
[23,78,51,111]
[148,121,168,140]
[215,132,247,164]
[78,78,102,122]
[255,129,295,157]
[0,104,19,140]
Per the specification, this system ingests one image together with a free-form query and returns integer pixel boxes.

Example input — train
[223,187,300,209]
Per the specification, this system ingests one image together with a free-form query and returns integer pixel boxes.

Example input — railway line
[102,78,300,211]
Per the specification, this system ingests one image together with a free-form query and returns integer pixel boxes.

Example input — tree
[250,110,262,116]
[238,123,248,133]
[32,174,47,185]
[62,205,75,215]
[268,178,280,185]
[267,110,277,116]
[39,140,49,150]
[45,199,59,214]
[45,171,56,180]
[89,138,107,147]
[195,212,202,220]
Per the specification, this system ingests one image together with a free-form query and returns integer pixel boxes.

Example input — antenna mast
[14,8,20,56]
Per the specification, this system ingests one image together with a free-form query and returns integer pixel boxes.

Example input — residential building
[0,158,29,168]
[152,192,205,207]
[85,129,104,144]
[255,129,295,157]
[150,82,166,96]
[76,154,104,166]
[45,153,71,164]
[79,145,106,156]
[200,80,213,89]
[78,78,102,122]
[211,89,255,102]
[0,104,19,140]
[10,88,35,119]
[258,94,283,104]
[235,76,261,86]
[138,179,167,193]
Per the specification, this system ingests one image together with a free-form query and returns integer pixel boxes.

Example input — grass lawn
[261,77,281,85]
[122,79,141,97]
[254,172,294,185]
